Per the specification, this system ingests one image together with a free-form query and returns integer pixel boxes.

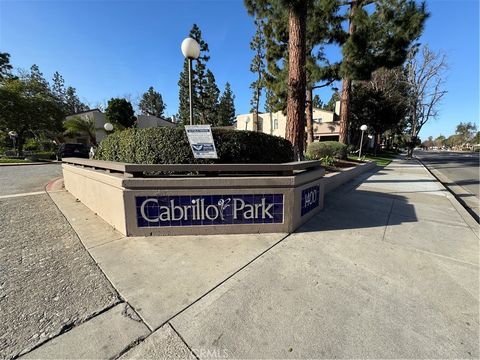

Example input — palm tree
[63,115,97,145]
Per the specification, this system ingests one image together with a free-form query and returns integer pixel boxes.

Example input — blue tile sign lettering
[301,185,320,216]
[136,194,284,227]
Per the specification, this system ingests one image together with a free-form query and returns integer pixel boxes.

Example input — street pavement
[1,160,478,359]
[0,163,62,196]
[415,150,479,220]
[0,165,120,359]
[17,158,478,359]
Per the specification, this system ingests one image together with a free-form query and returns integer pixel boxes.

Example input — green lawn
[0,158,32,164]
[348,152,397,167]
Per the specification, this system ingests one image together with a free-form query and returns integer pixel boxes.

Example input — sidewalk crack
[169,322,199,360]
[381,198,395,242]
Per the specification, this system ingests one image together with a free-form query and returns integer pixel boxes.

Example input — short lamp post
[181,37,200,126]
[359,124,367,159]
[104,122,114,132]
[8,131,18,154]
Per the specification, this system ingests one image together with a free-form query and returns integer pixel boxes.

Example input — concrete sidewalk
[23,158,479,359]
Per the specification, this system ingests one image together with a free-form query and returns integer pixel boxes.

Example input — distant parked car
[56,143,89,160]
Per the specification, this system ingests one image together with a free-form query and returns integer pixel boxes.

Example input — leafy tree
[178,24,211,125]
[404,45,447,157]
[445,134,462,149]
[139,86,166,117]
[455,122,477,145]
[434,135,446,149]
[249,19,266,118]
[217,82,236,126]
[349,68,409,154]
[105,98,136,128]
[421,136,434,149]
[0,52,13,80]
[473,132,480,145]
[337,0,428,144]
[0,77,64,154]
[63,115,97,145]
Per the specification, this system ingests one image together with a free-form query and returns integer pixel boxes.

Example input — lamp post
[181,37,200,126]
[104,122,114,132]
[359,124,367,160]
[8,131,18,154]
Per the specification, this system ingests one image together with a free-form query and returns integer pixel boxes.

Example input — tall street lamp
[359,124,367,160]
[181,37,200,126]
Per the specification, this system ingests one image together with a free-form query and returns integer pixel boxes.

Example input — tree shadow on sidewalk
[297,190,417,232]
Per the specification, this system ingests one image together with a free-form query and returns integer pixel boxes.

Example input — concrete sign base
[62,159,326,236]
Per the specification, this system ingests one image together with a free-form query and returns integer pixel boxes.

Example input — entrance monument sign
[61,158,326,236]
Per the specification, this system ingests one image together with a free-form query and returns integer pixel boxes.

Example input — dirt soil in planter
[324,159,363,173]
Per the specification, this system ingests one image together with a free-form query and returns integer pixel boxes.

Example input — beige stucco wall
[62,162,326,236]
[63,164,127,234]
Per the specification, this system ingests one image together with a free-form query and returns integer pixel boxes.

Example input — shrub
[33,151,56,160]
[95,127,294,164]
[306,141,347,160]
[320,155,335,167]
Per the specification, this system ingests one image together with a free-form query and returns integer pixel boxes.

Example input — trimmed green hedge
[95,127,294,164]
[306,141,347,160]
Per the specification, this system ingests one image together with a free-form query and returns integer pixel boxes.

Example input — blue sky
[0,0,478,140]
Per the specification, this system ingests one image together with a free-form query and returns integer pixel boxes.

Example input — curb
[45,177,64,192]
[0,161,60,167]
[414,156,479,233]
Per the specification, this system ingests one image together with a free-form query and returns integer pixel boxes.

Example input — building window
[320,135,340,142]
[273,118,278,130]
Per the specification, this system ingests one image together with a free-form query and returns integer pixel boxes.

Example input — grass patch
[0,158,32,164]
[348,152,396,167]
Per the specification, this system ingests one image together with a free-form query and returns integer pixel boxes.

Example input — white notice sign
[185,125,218,159]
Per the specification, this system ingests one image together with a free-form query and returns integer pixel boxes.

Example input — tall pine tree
[249,19,266,116]
[201,70,220,125]
[246,0,310,158]
[217,82,236,126]
[337,0,428,143]
[139,86,165,117]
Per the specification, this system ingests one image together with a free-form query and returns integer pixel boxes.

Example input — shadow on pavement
[297,190,417,232]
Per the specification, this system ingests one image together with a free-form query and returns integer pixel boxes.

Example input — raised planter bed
[62,158,326,236]
[323,161,377,193]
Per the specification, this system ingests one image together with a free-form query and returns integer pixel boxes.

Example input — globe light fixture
[181,38,200,59]
[104,122,114,132]
[359,124,368,160]
[8,131,18,153]
[181,37,200,126]
[245,117,251,130]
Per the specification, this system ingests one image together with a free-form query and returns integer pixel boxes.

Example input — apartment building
[236,106,340,141]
